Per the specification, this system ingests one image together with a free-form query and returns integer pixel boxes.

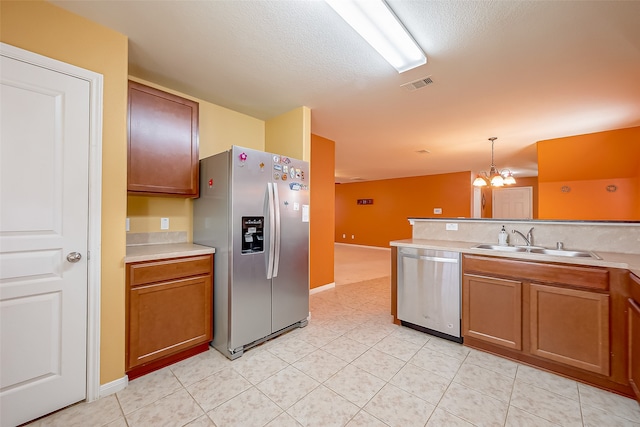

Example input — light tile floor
[26,246,640,427]
[333,243,390,285]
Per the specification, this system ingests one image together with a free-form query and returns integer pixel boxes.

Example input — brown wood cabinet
[463,274,522,350]
[128,80,199,197]
[126,254,213,379]
[629,273,640,402]
[461,254,636,398]
[529,283,609,375]
[463,268,611,376]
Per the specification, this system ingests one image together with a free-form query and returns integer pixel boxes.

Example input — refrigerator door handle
[273,183,281,277]
[266,183,276,279]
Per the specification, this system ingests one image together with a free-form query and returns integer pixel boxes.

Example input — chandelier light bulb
[491,175,504,187]
[473,175,487,186]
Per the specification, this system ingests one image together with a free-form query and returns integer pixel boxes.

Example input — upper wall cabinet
[128,81,199,197]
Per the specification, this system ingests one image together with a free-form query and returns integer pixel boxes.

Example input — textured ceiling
[51,0,640,182]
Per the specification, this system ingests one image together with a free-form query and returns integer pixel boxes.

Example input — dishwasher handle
[400,253,459,263]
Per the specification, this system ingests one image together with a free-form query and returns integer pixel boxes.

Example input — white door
[0,53,90,427]
[472,187,482,218]
[493,187,533,219]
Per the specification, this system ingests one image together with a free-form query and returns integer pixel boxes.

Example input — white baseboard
[100,375,128,398]
[310,282,335,294]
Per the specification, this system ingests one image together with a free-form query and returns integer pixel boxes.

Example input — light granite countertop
[125,243,215,263]
[390,238,640,277]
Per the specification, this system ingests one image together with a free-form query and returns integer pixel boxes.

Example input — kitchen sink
[527,248,601,259]
[474,244,528,252]
[473,244,601,259]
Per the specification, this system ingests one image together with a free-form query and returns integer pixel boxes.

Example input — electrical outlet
[342,233,346,238]
[126,218,130,232]
[446,223,458,231]
[433,208,443,214]
[160,217,169,230]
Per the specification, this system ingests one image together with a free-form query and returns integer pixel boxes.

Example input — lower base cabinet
[461,254,640,398]
[126,254,213,378]
[463,274,522,350]
[464,273,609,375]
[530,283,609,375]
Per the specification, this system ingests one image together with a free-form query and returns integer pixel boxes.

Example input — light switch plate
[433,208,443,214]
[160,217,169,230]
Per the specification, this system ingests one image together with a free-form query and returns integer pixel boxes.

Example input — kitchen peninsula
[391,218,640,401]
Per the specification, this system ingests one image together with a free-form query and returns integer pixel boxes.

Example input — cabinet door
[630,298,640,402]
[128,275,212,369]
[463,274,522,350]
[128,81,199,197]
[530,284,609,375]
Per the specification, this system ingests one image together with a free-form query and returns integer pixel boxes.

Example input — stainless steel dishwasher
[397,247,462,343]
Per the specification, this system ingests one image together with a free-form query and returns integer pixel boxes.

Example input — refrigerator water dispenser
[241,216,264,253]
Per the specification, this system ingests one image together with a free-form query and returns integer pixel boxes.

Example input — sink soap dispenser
[498,225,508,246]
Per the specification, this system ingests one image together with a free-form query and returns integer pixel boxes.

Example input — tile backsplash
[126,231,188,246]
[411,219,640,255]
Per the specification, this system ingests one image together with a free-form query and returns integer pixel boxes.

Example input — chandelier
[472,137,516,187]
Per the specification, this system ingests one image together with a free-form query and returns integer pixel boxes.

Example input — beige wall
[266,107,311,161]
[1,0,129,384]
[126,77,265,238]
[2,1,319,386]
[128,76,265,159]
[127,196,193,236]
[128,103,313,239]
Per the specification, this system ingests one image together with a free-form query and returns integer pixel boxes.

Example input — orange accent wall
[537,126,640,220]
[335,172,472,247]
[310,134,335,289]
[539,178,637,220]
[637,169,640,218]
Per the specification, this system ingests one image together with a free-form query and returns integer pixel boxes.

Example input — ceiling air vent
[401,76,434,92]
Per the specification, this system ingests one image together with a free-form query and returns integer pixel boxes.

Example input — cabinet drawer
[463,255,609,291]
[128,255,212,287]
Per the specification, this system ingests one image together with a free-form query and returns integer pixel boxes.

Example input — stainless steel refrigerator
[193,146,310,359]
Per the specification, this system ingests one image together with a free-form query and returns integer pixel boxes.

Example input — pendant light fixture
[473,137,517,187]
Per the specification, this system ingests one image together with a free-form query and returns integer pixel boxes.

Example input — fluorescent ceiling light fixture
[325,0,426,73]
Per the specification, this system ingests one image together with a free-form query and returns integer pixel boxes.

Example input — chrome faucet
[512,227,534,246]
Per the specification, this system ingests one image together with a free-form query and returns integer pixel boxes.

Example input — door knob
[66,252,82,263]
